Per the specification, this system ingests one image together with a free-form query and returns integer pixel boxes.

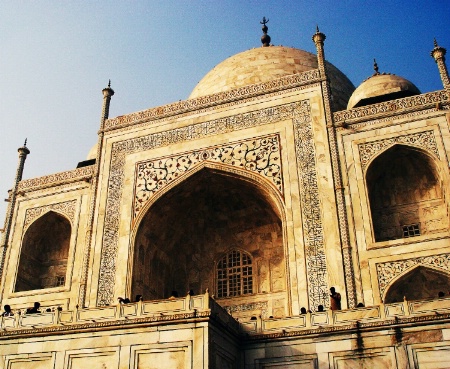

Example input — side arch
[365,144,448,242]
[15,210,71,292]
[383,264,450,303]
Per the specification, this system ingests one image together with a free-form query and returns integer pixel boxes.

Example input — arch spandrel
[383,264,450,303]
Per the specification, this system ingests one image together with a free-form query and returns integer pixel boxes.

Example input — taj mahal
[1,20,450,368]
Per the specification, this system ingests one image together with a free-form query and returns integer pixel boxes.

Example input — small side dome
[347,73,420,109]
[86,143,97,160]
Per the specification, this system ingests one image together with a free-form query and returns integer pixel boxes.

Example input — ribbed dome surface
[347,73,421,109]
[189,46,355,110]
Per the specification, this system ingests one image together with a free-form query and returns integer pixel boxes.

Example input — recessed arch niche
[131,167,286,301]
[366,144,447,242]
[15,211,71,292]
[384,265,450,303]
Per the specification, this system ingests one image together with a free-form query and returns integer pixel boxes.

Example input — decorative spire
[312,25,326,45]
[260,17,271,47]
[430,38,450,90]
[373,59,380,75]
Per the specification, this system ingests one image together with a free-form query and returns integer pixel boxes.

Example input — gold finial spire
[373,58,380,75]
[260,17,271,47]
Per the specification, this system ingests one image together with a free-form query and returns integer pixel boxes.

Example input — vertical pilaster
[78,82,114,307]
[0,141,30,286]
[312,28,357,309]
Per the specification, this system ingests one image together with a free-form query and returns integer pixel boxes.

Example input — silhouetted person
[330,287,341,310]
[57,306,63,311]
[118,297,131,304]
[188,289,194,296]
[438,291,445,298]
[135,294,143,302]
[26,302,40,314]
[1,305,13,317]
[357,302,365,308]
[317,305,324,312]
[300,307,307,314]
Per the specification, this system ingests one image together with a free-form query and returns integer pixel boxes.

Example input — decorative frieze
[23,200,77,230]
[133,135,283,219]
[376,253,450,298]
[105,70,321,130]
[358,130,439,171]
[333,90,448,124]
[224,301,268,315]
[17,166,93,192]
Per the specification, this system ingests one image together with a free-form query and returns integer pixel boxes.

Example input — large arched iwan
[366,144,448,242]
[129,164,287,302]
[15,211,71,292]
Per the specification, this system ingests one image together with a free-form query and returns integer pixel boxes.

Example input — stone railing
[1,294,450,335]
[0,291,238,334]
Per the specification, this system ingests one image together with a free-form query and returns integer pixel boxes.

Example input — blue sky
[0,1,449,220]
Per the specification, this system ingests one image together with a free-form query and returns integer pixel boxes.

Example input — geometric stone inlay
[358,130,439,171]
[133,134,282,219]
[376,253,450,298]
[23,199,77,230]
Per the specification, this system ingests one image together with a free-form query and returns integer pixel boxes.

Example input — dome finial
[260,17,271,47]
[373,58,380,75]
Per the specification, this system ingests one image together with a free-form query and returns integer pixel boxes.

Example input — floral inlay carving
[97,100,327,309]
[376,253,450,298]
[18,166,93,192]
[23,200,77,230]
[133,135,282,219]
[358,130,439,171]
[105,70,321,130]
[224,301,268,315]
[333,90,448,123]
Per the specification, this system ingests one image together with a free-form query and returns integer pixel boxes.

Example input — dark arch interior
[132,168,285,301]
[367,145,446,242]
[15,211,71,292]
[384,266,450,303]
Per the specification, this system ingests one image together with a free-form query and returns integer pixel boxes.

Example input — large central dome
[189,46,355,110]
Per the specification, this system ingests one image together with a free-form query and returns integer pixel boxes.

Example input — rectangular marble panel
[411,345,450,368]
[130,342,192,369]
[333,307,380,323]
[410,298,450,314]
[330,348,395,369]
[21,313,55,327]
[77,306,116,321]
[5,353,54,369]
[263,316,306,331]
[65,347,119,369]
[142,299,186,314]
[385,303,405,318]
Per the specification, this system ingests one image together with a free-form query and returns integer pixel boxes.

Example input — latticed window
[402,224,420,238]
[217,250,253,298]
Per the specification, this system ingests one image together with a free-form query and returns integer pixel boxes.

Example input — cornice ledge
[246,312,450,341]
[333,90,449,125]
[17,166,94,192]
[0,310,210,339]
[104,69,322,131]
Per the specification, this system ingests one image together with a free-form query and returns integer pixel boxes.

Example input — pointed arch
[129,162,286,301]
[384,265,450,303]
[366,144,448,242]
[15,210,71,292]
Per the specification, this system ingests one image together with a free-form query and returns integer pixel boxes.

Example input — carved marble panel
[23,199,77,230]
[133,134,283,219]
[358,130,439,171]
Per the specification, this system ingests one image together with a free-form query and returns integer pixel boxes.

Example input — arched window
[15,211,71,292]
[217,250,253,298]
